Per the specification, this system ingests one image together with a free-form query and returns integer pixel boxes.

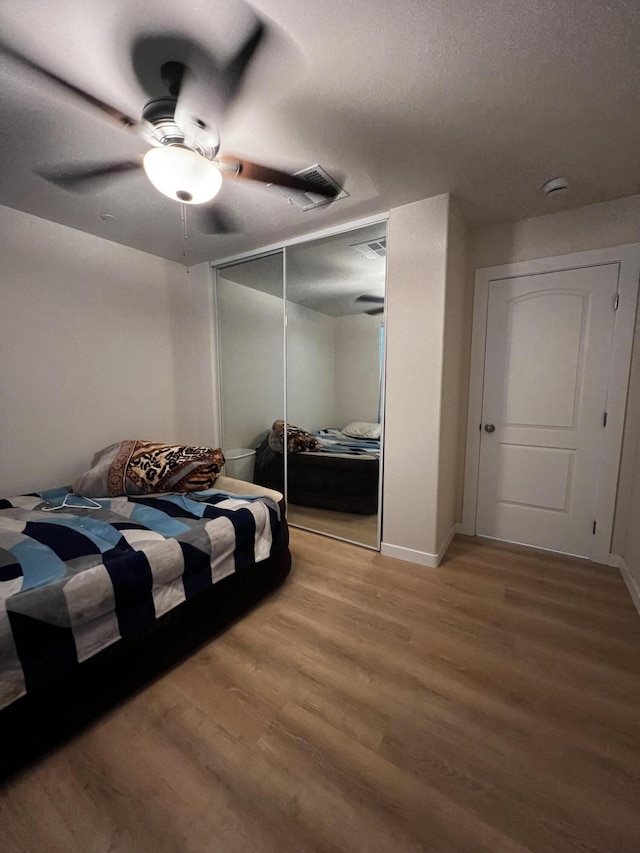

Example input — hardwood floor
[2,532,640,853]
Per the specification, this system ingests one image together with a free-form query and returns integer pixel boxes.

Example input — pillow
[342,421,381,440]
[73,441,225,497]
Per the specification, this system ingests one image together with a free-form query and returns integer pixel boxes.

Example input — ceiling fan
[0,16,340,234]
[355,294,385,316]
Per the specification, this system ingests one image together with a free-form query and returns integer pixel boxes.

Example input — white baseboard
[381,524,457,568]
[619,556,640,617]
[606,553,622,568]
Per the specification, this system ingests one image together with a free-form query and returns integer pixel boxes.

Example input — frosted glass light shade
[143,146,223,205]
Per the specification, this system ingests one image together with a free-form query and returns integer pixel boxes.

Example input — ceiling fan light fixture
[142,146,222,205]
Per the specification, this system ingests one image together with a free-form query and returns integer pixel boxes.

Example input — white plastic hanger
[41,493,103,512]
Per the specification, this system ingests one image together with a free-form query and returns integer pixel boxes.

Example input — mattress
[254,436,379,514]
[0,481,287,712]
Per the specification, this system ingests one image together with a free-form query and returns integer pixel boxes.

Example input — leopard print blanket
[268,420,320,454]
[73,441,225,497]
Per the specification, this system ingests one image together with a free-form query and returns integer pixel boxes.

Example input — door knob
[484,423,495,433]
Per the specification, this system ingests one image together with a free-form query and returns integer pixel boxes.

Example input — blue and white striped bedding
[0,486,283,710]
[314,429,380,457]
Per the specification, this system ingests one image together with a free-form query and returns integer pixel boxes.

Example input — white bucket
[223,448,256,482]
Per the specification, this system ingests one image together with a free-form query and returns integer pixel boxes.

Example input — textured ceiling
[1,0,639,265]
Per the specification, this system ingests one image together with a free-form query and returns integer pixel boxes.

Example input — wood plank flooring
[2,532,640,853]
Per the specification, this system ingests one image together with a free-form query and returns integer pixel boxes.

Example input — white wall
[382,193,470,565]
[333,313,381,428]
[614,300,640,602]
[383,194,451,561]
[620,447,640,606]
[471,194,640,268]
[438,196,469,546]
[0,204,205,496]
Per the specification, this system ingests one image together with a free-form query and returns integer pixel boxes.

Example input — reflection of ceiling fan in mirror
[0,7,340,235]
[355,294,385,316]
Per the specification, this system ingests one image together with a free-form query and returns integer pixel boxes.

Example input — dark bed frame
[254,438,379,515]
[0,506,291,779]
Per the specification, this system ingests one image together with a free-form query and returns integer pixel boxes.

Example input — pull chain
[181,202,190,275]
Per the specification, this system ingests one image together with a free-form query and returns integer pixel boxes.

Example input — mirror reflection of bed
[253,419,381,548]
[216,222,386,550]
[286,423,380,549]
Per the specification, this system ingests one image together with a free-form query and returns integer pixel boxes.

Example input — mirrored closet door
[215,221,386,549]
[216,251,285,490]
[284,224,386,548]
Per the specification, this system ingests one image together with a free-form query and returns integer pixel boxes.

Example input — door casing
[462,243,640,565]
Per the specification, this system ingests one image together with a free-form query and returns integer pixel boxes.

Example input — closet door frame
[212,213,389,550]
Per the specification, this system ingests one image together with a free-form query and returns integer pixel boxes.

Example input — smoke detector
[542,177,569,196]
[277,164,348,211]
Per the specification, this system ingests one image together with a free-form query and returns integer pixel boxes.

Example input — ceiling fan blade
[183,18,265,118]
[0,40,140,131]
[195,202,238,235]
[355,295,385,304]
[222,19,266,102]
[133,12,265,127]
[365,307,385,316]
[173,65,221,153]
[36,159,142,192]
[219,157,340,198]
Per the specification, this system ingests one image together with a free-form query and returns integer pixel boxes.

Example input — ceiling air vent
[350,238,387,259]
[277,164,348,211]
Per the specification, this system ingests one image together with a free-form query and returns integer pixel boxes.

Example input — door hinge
[593,520,597,535]
[603,411,608,427]
[614,293,619,310]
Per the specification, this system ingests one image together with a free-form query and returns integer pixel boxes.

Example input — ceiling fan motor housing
[142,96,185,146]
[142,96,219,159]
[142,96,178,126]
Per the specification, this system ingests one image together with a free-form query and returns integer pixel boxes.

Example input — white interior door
[476,264,619,557]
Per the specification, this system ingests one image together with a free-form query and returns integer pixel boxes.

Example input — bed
[254,422,380,515]
[0,474,290,774]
